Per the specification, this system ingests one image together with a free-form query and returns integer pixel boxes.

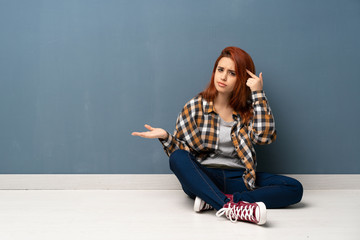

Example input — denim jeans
[169,149,303,210]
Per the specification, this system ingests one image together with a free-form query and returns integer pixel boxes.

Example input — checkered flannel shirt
[160,90,276,190]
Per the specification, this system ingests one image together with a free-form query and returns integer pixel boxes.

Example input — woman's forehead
[218,57,235,69]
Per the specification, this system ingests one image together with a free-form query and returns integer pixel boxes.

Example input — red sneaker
[224,194,234,202]
[216,201,267,225]
[194,197,214,212]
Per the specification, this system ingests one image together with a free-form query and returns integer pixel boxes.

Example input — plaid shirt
[160,90,276,190]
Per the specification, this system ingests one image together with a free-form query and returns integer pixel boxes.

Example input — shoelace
[216,203,256,223]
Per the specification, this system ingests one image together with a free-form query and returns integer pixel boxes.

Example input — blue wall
[0,0,359,174]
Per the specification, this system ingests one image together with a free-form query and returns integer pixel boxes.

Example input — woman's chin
[215,88,230,95]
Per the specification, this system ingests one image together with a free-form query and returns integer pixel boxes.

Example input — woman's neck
[214,93,231,110]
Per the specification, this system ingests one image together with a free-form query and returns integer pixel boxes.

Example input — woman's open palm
[132,124,168,139]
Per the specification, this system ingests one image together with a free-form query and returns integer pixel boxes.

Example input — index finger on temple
[246,69,257,78]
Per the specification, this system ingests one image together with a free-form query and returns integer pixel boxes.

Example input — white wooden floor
[0,190,359,240]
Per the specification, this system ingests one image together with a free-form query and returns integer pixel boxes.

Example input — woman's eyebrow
[218,65,235,72]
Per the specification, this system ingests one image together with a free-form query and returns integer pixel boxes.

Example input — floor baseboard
[0,174,359,190]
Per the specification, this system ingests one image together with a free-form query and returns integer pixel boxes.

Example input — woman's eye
[229,72,236,76]
[218,68,223,72]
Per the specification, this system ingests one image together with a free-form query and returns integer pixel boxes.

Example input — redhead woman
[132,46,303,225]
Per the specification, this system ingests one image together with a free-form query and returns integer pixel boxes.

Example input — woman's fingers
[131,124,154,137]
[132,124,153,137]
[132,124,167,139]
[246,70,263,91]
[144,124,153,131]
[133,122,168,139]
[246,69,257,79]
[131,132,142,136]
[246,79,252,87]
[246,69,263,82]
[132,131,151,138]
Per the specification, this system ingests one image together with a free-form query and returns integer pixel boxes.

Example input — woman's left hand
[246,69,263,91]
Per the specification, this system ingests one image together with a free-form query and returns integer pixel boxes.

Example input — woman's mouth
[218,82,227,87]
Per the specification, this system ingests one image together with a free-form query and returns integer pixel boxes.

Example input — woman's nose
[221,72,227,81]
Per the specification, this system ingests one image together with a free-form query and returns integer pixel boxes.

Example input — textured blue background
[0,0,359,173]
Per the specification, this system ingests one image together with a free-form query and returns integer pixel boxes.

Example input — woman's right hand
[131,124,168,140]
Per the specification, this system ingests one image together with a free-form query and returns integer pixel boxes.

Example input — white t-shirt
[201,117,246,169]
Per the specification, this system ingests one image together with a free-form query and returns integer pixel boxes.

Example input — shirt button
[232,133,235,137]
[235,146,239,150]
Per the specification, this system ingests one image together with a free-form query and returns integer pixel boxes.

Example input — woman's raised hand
[131,124,168,140]
[246,69,263,91]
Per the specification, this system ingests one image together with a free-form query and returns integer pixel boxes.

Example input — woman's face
[214,57,237,96]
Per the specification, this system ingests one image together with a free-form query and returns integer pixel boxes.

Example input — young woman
[132,46,303,225]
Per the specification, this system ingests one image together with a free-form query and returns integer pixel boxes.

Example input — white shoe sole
[194,196,203,212]
[255,202,267,225]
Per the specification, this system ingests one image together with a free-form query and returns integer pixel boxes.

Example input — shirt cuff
[159,132,172,148]
[251,90,267,103]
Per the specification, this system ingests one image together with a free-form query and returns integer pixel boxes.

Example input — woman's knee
[169,149,190,170]
[287,177,304,204]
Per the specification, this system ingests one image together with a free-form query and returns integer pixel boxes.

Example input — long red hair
[200,46,255,123]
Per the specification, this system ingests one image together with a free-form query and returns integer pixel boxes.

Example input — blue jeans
[169,149,303,210]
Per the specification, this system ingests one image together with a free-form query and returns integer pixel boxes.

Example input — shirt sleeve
[158,100,201,157]
[158,127,191,157]
[248,90,277,145]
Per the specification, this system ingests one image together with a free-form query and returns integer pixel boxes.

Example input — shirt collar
[205,99,241,121]
[205,100,216,114]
